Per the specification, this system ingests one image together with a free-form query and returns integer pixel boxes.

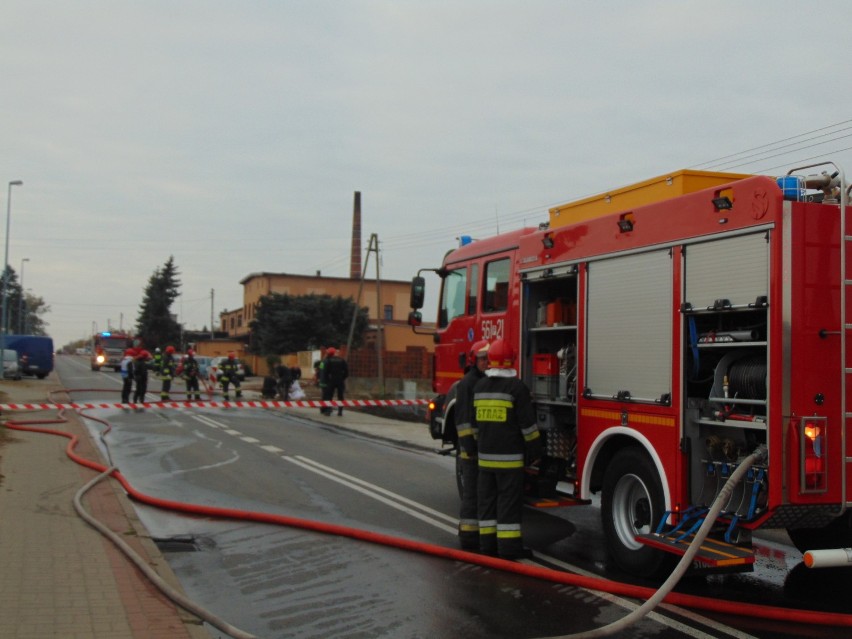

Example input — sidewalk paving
[0,373,438,638]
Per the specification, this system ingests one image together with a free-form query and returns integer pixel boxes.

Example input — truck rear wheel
[601,447,673,579]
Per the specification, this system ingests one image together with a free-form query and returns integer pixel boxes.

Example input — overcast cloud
[2,1,852,348]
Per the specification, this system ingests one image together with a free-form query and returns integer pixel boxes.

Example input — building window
[383,304,393,321]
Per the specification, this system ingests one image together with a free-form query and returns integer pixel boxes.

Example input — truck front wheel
[601,447,672,579]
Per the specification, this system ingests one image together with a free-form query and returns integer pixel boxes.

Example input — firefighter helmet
[187,348,194,356]
[326,347,337,356]
[468,340,490,366]
[228,352,235,359]
[165,345,175,354]
[487,338,515,369]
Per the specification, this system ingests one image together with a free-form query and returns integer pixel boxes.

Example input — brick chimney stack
[350,191,362,279]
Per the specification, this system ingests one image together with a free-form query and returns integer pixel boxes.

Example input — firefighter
[473,338,542,560]
[132,349,152,403]
[160,345,176,401]
[314,359,326,414]
[455,339,490,551]
[320,347,348,416]
[219,352,243,401]
[152,347,163,376]
[275,362,293,401]
[180,348,202,402]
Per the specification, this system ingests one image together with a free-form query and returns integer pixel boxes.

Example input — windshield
[99,337,129,351]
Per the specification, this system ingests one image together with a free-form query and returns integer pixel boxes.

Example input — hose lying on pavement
[5,407,852,636]
[74,467,259,639]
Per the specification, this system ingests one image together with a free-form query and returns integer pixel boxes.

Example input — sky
[3,1,852,349]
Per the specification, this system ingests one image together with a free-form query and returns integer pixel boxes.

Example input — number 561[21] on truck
[409,161,852,578]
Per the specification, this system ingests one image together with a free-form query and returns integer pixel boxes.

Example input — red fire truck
[409,161,851,577]
[91,330,134,371]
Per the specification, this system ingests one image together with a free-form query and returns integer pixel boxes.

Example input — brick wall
[347,345,432,380]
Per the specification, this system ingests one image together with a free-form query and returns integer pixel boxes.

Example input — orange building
[218,271,435,353]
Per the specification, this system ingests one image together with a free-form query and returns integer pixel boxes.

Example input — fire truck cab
[412,161,852,577]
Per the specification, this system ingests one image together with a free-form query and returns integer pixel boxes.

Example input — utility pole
[346,232,384,395]
[210,289,215,339]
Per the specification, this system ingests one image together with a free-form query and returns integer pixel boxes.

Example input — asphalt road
[55,356,852,639]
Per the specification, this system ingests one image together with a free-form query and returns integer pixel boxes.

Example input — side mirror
[410,276,425,310]
[407,311,422,327]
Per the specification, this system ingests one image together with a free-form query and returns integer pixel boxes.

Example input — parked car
[208,356,245,384]
[2,349,21,380]
[194,355,213,379]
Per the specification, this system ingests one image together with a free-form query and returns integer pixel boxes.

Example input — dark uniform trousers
[478,468,525,558]
[455,366,485,551]
[473,377,541,560]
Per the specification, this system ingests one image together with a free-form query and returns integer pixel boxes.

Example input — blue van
[4,335,54,379]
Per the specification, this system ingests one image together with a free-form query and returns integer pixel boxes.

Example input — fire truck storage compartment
[533,402,577,492]
[585,249,672,403]
[681,232,770,515]
[521,264,578,404]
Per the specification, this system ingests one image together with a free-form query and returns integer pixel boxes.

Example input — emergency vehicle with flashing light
[91,330,134,371]
[409,161,852,577]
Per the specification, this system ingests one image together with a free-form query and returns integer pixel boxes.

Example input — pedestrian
[455,339,490,551]
[219,352,243,401]
[179,348,202,402]
[320,347,348,416]
[120,348,136,403]
[132,349,152,404]
[160,345,176,401]
[473,338,542,560]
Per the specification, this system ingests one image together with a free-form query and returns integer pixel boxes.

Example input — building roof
[238,271,412,286]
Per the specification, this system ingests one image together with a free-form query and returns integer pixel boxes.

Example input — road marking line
[285,455,458,535]
[543,555,757,639]
[260,445,285,454]
[291,455,457,525]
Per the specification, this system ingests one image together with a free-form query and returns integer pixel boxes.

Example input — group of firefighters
[116,345,348,408]
[455,338,543,560]
[119,347,244,404]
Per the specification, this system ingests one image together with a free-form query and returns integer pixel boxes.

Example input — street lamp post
[19,257,29,334]
[2,180,23,360]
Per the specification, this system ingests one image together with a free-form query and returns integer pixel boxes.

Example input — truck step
[636,531,755,569]
[525,494,591,508]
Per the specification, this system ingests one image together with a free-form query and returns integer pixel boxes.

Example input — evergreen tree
[135,257,182,349]
[249,293,368,354]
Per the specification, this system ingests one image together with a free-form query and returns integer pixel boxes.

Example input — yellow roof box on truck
[548,169,749,229]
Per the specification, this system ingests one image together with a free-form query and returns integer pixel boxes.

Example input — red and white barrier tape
[0,398,430,412]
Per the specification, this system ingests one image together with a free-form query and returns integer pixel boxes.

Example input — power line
[689,119,852,169]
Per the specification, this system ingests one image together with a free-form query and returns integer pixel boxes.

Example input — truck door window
[439,267,467,328]
[484,258,510,312]
[468,264,479,315]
